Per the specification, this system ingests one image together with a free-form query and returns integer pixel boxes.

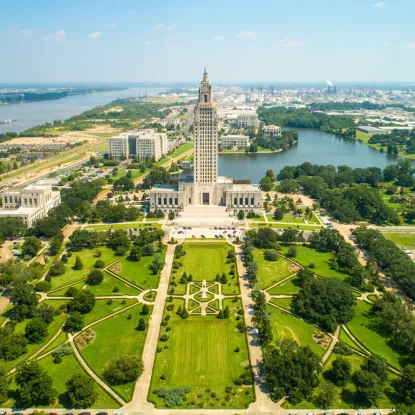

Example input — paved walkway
[125,243,176,410]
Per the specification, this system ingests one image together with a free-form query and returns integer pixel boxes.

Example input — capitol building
[150,69,262,223]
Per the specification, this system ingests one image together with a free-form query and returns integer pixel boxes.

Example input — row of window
[157,197,179,206]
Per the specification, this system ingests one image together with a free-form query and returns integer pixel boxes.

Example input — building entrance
[202,193,209,205]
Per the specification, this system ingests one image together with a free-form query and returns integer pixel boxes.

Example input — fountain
[201,280,207,299]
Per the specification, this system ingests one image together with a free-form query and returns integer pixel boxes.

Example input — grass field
[116,250,165,289]
[346,300,413,369]
[79,302,151,401]
[86,272,141,296]
[170,142,193,158]
[48,280,86,297]
[42,330,68,355]
[339,327,366,353]
[267,215,305,224]
[282,245,346,280]
[383,232,415,249]
[253,248,297,290]
[267,305,326,357]
[269,297,292,311]
[176,242,239,295]
[85,222,160,231]
[50,247,119,290]
[83,298,137,326]
[150,298,254,409]
[267,277,301,295]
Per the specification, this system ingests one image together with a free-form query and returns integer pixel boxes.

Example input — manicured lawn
[269,297,292,311]
[346,300,413,369]
[115,250,165,289]
[150,298,254,409]
[170,142,193,158]
[48,281,86,297]
[50,247,119,290]
[282,245,346,280]
[267,215,305,224]
[267,277,301,295]
[85,221,147,231]
[42,330,68,355]
[253,248,298,290]
[267,305,326,358]
[339,327,365,353]
[79,302,151,401]
[177,242,239,295]
[383,232,415,249]
[83,298,138,326]
[87,273,141,296]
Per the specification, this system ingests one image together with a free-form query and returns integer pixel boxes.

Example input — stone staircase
[174,205,238,227]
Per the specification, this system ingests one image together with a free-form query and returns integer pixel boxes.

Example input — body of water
[183,129,411,183]
[0,86,166,134]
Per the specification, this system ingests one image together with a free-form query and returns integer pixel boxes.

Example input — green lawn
[267,277,301,295]
[150,298,254,409]
[170,142,193,158]
[83,299,138,326]
[267,215,305,224]
[79,302,151,401]
[346,300,413,369]
[48,280,86,297]
[87,272,141,296]
[41,330,68,355]
[383,232,415,249]
[176,242,239,295]
[85,221,149,231]
[269,297,292,311]
[283,245,347,280]
[115,249,165,290]
[267,305,326,357]
[339,327,366,353]
[253,248,297,290]
[50,247,119,290]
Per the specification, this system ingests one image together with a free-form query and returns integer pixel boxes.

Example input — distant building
[160,117,183,127]
[237,113,260,128]
[220,135,250,148]
[262,125,282,138]
[109,129,168,161]
[0,184,61,227]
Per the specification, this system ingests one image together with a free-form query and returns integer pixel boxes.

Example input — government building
[150,69,262,218]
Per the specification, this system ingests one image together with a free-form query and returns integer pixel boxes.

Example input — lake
[0,86,165,134]
[214,129,409,183]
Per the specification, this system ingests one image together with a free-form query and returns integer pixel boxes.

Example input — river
[213,129,410,183]
[0,86,165,134]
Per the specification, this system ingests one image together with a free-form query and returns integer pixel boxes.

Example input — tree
[129,246,142,262]
[0,366,10,404]
[137,318,146,331]
[104,356,144,384]
[22,236,42,258]
[330,357,352,386]
[94,259,105,268]
[259,176,273,191]
[48,260,66,277]
[70,291,95,314]
[265,168,275,182]
[273,208,284,220]
[353,370,384,405]
[287,245,297,258]
[113,176,134,191]
[66,373,97,408]
[10,283,38,321]
[16,361,56,406]
[168,211,175,220]
[25,318,48,344]
[64,312,84,333]
[73,255,84,270]
[141,304,150,315]
[221,273,228,284]
[86,269,104,285]
[223,305,230,319]
[396,364,415,405]
[315,380,337,409]
[150,254,164,275]
[264,249,279,261]
[237,210,245,220]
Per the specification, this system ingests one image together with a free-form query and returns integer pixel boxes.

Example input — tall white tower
[193,68,218,187]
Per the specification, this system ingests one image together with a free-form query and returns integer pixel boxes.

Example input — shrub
[94,259,105,268]
[104,356,144,385]
[287,245,297,258]
[35,281,51,292]
[264,249,279,261]
[65,287,79,297]
[87,269,104,285]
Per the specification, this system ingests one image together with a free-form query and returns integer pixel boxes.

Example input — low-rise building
[262,125,282,138]
[237,113,260,128]
[0,183,61,227]
[220,135,250,148]
[109,129,168,161]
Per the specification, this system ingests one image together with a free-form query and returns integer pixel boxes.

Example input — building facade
[262,125,282,138]
[237,113,260,128]
[150,69,262,215]
[109,129,168,161]
[0,183,61,227]
[220,134,249,148]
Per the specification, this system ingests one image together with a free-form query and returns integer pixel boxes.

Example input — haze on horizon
[1,0,415,83]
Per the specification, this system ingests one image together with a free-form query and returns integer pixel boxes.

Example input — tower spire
[203,67,208,81]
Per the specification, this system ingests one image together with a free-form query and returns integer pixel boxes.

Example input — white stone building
[0,183,61,227]
[220,135,250,148]
[150,69,262,215]
[109,129,168,161]
[237,113,260,128]
[263,125,282,138]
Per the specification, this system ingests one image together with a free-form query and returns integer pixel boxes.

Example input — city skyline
[1,0,415,83]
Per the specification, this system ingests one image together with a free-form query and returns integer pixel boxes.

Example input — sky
[1,0,415,83]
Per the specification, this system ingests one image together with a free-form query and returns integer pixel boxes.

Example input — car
[96,412,108,415]
[201,235,205,238]
[79,412,91,415]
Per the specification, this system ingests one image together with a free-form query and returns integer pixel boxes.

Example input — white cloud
[145,41,152,45]
[154,23,163,30]
[273,37,302,48]
[166,23,176,30]
[373,1,386,7]
[105,23,116,28]
[213,35,224,41]
[19,29,34,35]
[45,30,67,42]
[406,42,415,48]
[88,32,101,39]
[236,31,257,40]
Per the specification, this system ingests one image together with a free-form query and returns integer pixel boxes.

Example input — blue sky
[2,0,415,82]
